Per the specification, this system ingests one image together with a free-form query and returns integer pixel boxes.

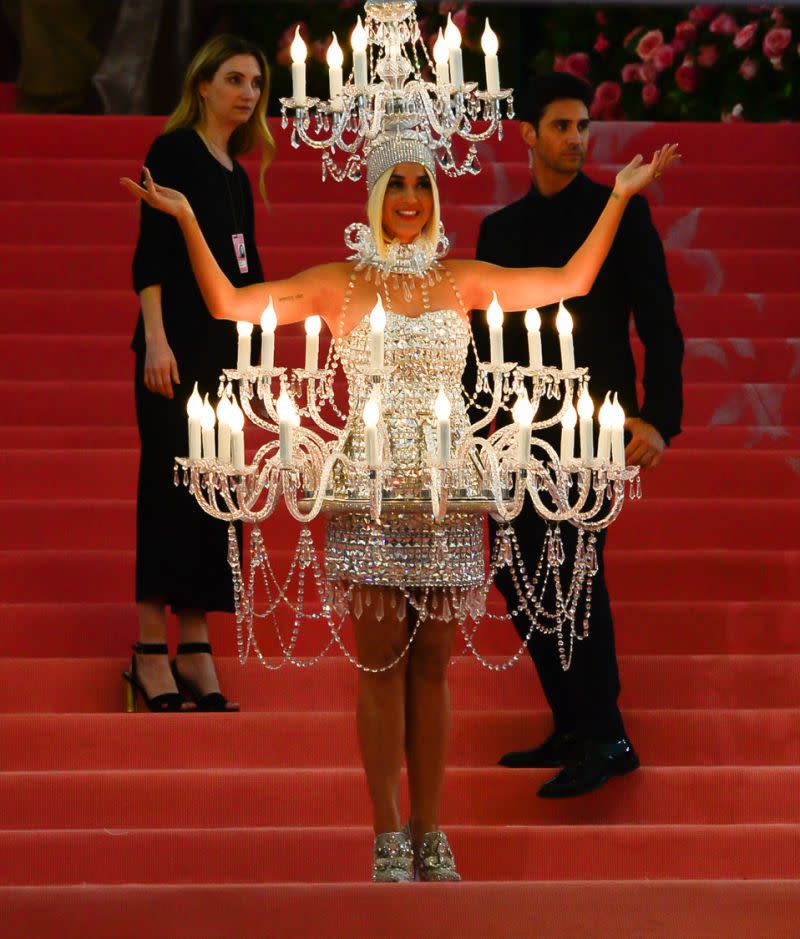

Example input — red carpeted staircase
[0,115,799,937]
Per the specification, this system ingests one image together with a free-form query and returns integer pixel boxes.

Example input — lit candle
[434,390,451,463]
[512,391,535,469]
[433,28,450,86]
[260,297,276,371]
[290,26,307,105]
[560,403,577,465]
[363,395,380,468]
[524,307,542,368]
[200,394,216,460]
[236,320,253,373]
[556,300,575,372]
[327,32,344,109]
[481,19,500,94]
[369,294,386,369]
[611,394,626,468]
[577,386,594,465]
[444,13,464,89]
[597,392,613,463]
[487,291,504,366]
[228,395,245,471]
[216,393,232,464]
[304,315,321,372]
[351,16,368,89]
[186,382,203,459]
[276,390,295,467]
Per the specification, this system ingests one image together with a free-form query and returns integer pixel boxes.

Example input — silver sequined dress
[324,309,485,590]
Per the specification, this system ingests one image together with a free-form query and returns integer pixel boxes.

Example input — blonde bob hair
[366,163,441,260]
[165,34,275,204]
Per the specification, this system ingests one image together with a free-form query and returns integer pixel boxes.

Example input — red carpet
[0,114,798,937]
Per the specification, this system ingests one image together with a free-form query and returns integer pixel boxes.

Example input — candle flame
[481,19,499,56]
[512,391,535,427]
[305,314,322,337]
[556,300,573,336]
[261,297,277,332]
[486,291,503,329]
[326,32,344,69]
[187,382,203,419]
[216,392,231,424]
[434,389,451,421]
[577,386,594,419]
[363,395,380,428]
[351,15,367,54]
[433,28,449,65]
[444,13,462,50]
[276,390,296,423]
[237,320,253,337]
[228,396,245,434]
[524,307,541,332]
[561,403,578,430]
[612,393,626,428]
[200,393,216,430]
[598,391,613,427]
[369,294,386,332]
[290,26,307,65]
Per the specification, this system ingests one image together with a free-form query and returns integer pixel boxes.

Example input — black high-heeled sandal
[171,642,240,712]
[122,642,188,713]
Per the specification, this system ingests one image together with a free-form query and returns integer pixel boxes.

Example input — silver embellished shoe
[372,829,415,882]
[415,830,461,882]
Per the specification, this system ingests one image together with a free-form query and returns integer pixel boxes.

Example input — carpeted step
[1,709,797,771]
[2,600,797,659]
[2,824,800,885]
[3,765,800,828]
[8,202,800,251]
[0,655,798,713]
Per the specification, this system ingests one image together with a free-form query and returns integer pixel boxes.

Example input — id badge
[232,233,249,274]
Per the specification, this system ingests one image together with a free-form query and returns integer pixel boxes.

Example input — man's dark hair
[517,73,593,129]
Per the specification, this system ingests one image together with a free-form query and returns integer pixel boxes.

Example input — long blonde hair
[366,164,441,259]
[165,34,275,204]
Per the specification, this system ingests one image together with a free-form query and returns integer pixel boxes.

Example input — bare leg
[134,598,178,696]
[405,592,458,843]
[351,586,410,835]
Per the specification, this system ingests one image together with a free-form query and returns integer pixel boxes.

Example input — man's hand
[624,417,665,469]
[144,334,180,399]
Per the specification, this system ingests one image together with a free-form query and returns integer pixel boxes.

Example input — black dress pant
[134,353,240,613]
[491,507,627,742]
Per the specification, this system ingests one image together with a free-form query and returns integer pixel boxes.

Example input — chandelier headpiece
[365,130,436,193]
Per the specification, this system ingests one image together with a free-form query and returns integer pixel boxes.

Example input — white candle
[236,320,253,373]
[369,294,386,369]
[556,300,575,372]
[433,28,450,86]
[512,392,535,469]
[577,386,594,465]
[351,16,368,89]
[216,393,232,464]
[290,27,307,105]
[611,394,626,468]
[260,297,276,371]
[481,19,500,94]
[597,392,613,463]
[434,390,451,463]
[524,307,542,368]
[228,395,245,471]
[327,32,344,109]
[445,14,464,89]
[560,403,577,465]
[276,390,295,467]
[486,291,504,366]
[304,315,321,372]
[363,395,380,468]
[200,394,216,460]
[186,382,203,459]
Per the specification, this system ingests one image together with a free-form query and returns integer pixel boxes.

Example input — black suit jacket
[472,172,684,442]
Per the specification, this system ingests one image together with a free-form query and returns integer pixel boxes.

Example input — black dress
[131,127,263,612]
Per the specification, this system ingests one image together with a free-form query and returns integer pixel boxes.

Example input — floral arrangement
[533,5,798,121]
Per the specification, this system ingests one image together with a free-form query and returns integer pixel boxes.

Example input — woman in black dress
[125,34,274,711]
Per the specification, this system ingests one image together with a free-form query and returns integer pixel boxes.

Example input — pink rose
[624,26,644,47]
[772,8,785,25]
[733,21,758,50]
[636,29,664,61]
[689,5,717,25]
[553,54,568,73]
[652,44,675,71]
[671,38,686,54]
[596,10,607,26]
[565,52,591,79]
[590,99,624,121]
[770,56,785,70]
[697,44,719,67]
[710,13,738,36]
[763,27,792,58]
[675,59,698,93]
[595,80,622,106]
[739,57,759,79]
[675,21,698,43]
[590,82,623,121]
[642,60,658,83]
[642,83,660,107]
[594,33,610,54]
[621,63,644,83]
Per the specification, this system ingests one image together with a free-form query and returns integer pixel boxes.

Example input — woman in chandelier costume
[122,135,678,881]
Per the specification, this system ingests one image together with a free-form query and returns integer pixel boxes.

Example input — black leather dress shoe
[537,737,640,798]
[498,730,582,769]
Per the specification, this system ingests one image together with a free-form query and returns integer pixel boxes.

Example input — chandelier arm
[466,366,506,437]
[305,376,348,437]
[282,451,351,523]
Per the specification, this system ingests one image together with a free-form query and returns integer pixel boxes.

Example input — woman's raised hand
[120,167,193,220]
[614,144,681,199]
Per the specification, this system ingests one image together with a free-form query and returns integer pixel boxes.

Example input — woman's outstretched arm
[121,168,342,328]
[455,144,680,311]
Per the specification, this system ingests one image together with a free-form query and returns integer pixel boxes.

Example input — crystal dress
[324,307,485,593]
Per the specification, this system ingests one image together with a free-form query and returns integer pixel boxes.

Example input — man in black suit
[472,73,684,798]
